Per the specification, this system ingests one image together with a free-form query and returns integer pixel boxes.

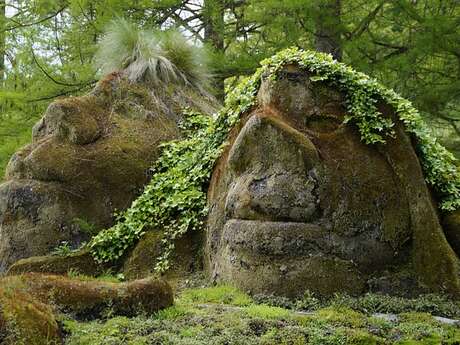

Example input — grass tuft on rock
[94,18,211,94]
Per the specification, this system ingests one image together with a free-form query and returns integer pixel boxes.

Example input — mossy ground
[63,283,460,345]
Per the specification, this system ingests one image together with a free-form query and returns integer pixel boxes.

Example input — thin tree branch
[26,81,96,103]
[3,7,66,32]
[346,1,386,40]
[31,49,92,87]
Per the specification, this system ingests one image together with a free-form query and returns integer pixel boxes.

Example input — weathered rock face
[0,74,181,272]
[206,66,460,297]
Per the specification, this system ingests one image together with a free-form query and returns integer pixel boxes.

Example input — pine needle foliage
[94,19,210,94]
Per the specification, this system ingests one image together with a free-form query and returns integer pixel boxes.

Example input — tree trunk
[203,0,225,101]
[0,0,5,84]
[314,0,343,61]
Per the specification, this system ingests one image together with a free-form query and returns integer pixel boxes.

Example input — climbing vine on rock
[90,47,460,271]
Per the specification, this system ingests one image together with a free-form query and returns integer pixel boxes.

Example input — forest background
[0,0,459,178]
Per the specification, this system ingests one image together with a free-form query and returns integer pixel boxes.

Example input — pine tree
[1,0,460,177]
[0,0,5,83]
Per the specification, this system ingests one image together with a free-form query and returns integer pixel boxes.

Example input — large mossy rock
[206,65,460,298]
[0,74,182,271]
[0,273,173,344]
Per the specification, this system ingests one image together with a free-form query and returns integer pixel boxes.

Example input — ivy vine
[90,47,460,271]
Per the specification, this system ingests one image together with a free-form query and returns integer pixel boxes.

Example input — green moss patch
[255,291,460,319]
[179,285,252,306]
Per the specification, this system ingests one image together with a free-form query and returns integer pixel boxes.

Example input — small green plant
[72,218,98,237]
[66,269,124,283]
[179,285,252,306]
[252,294,296,310]
[179,325,204,338]
[294,290,322,311]
[155,305,188,320]
[94,272,124,283]
[94,18,217,123]
[51,241,73,257]
[67,268,81,279]
[245,304,291,320]
[314,307,367,328]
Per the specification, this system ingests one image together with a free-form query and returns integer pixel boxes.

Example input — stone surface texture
[205,66,460,297]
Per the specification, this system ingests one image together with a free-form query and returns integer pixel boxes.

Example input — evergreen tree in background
[0,0,459,178]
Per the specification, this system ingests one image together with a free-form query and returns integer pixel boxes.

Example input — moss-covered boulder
[14,273,173,319]
[206,64,460,297]
[0,74,183,271]
[0,273,173,330]
[0,273,173,344]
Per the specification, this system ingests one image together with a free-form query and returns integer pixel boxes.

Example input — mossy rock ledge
[7,248,117,277]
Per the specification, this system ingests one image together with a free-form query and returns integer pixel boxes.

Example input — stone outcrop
[205,66,460,297]
[0,74,182,271]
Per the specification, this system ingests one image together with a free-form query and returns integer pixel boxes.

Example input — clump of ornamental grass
[94,19,217,118]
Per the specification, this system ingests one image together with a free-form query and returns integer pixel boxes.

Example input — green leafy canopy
[90,47,460,271]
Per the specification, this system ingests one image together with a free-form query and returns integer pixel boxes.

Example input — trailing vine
[90,47,460,271]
